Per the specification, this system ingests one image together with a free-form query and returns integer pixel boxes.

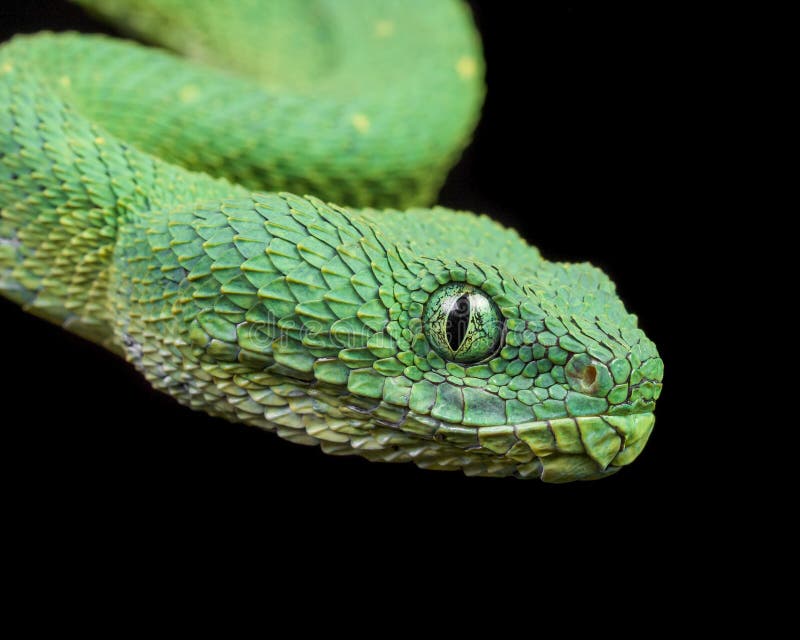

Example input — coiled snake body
[0,0,663,482]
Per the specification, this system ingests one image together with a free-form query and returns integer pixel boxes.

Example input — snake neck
[0,64,238,346]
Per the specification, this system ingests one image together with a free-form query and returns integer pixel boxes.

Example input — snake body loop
[0,0,663,482]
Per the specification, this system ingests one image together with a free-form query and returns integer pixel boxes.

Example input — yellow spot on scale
[59,76,71,88]
[456,56,478,79]
[179,85,200,103]
[374,20,395,38]
[1,62,13,74]
[351,113,371,134]
[94,137,105,145]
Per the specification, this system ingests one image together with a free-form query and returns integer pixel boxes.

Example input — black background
[1,2,700,538]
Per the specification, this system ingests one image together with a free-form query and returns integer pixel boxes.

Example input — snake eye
[422,283,504,363]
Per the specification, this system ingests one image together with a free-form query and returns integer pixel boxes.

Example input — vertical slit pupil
[446,294,471,352]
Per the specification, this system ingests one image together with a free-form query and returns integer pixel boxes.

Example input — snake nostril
[582,365,597,388]
[565,355,613,396]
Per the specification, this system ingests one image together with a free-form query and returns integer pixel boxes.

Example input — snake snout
[564,344,663,416]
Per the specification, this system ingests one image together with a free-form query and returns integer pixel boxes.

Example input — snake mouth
[438,412,656,482]
[338,395,656,481]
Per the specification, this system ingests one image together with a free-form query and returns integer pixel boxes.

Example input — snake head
[114,193,662,482]
[344,245,664,482]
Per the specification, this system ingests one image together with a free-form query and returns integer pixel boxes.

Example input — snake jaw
[306,405,657,482]
[356,408,656,482]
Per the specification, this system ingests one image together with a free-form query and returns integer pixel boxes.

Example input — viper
[0,0,663,482]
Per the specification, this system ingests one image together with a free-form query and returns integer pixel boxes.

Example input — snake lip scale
[0,0,663,482]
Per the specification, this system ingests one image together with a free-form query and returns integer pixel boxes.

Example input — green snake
[0,0,663,482]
